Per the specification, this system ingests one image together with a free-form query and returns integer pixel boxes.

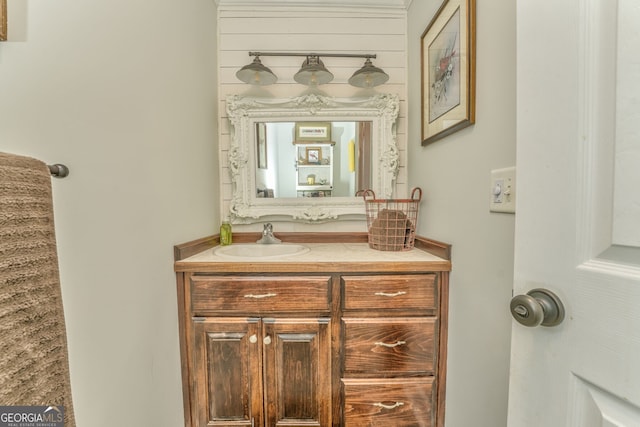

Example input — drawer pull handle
[374,291,407,297]
[244,293,277,299]
[374,340,407,348]
[373,401,405,410]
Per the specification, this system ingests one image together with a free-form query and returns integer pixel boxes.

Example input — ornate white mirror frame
[225,93,400,223]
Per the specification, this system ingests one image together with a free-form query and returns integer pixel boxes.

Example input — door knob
[510,288,565,327]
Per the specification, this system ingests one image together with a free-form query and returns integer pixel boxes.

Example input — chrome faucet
[256,223,281,244]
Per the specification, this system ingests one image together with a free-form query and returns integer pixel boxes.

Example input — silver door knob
[510,288,565,327]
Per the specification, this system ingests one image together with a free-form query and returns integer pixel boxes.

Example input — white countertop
[181,242,446,264]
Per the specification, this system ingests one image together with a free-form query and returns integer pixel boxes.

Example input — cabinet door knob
[249,334,258,344]
[263,336,272,345]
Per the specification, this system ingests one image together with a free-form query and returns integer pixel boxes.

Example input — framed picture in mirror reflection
[256,122,267,169]
[306,147,321,164]
[295,122,331,142]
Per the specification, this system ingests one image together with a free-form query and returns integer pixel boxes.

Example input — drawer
[343,318,436,375]
[343,274,437,311]
[190,276,331,314]
[342,378,434,427]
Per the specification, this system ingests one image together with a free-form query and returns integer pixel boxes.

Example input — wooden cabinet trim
[436,271,450,427]
[174,233,451,262]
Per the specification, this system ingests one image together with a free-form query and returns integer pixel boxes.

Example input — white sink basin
[214,243,310,259]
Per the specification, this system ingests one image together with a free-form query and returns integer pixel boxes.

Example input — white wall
[0,1,218,425]
[216,3,408,231]
[1,0,516,425]
[407,1,516,426]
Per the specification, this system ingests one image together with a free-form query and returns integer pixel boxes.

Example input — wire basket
[361,187,422,251]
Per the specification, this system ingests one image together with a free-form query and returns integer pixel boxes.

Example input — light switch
[490,167,516,213]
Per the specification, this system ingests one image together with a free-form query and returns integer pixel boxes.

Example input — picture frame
[295,122,331,142]
[306,147,321,164]
[256,122,267,169]
[1,0,7,42]
[421,0,476,146]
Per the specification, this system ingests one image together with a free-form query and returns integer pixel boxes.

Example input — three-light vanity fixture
[235,52,389,88]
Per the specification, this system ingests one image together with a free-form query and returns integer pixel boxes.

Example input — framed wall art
[421,0,476,146]
[1,0,7,41]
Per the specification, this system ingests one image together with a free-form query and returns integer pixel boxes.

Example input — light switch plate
[490,167,516,213]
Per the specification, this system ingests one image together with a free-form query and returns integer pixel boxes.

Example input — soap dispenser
[220,219,232,246]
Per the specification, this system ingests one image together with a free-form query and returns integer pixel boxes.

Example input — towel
[0,152,75,426]
[368,208,415,251]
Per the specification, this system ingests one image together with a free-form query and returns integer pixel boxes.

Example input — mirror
[255,121,372,198]
[226,93,399,223]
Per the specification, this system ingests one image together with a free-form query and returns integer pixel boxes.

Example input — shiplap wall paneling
[217,5,408,228]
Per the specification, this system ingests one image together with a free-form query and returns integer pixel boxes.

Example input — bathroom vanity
[174,233,451,427]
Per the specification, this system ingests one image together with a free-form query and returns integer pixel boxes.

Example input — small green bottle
[220,220,232,246]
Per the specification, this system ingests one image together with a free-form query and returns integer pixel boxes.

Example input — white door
[508,0,640,425]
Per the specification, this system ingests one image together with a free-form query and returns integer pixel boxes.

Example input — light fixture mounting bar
[248,51,377,59]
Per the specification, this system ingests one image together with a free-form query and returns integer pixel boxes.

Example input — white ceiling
[215,0,413,9]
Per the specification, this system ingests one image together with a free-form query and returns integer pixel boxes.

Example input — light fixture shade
[348,58,389,88]
[235,56,277,85]
[294,56,334,86]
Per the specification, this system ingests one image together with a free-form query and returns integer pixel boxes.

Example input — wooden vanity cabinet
[174,234,451,427]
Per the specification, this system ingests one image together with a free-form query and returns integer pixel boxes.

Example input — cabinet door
[193,317,262,427]
[263,318,331,427]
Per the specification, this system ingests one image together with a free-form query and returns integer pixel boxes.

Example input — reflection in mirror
[255,121,371,198]
[226,93,399,223]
